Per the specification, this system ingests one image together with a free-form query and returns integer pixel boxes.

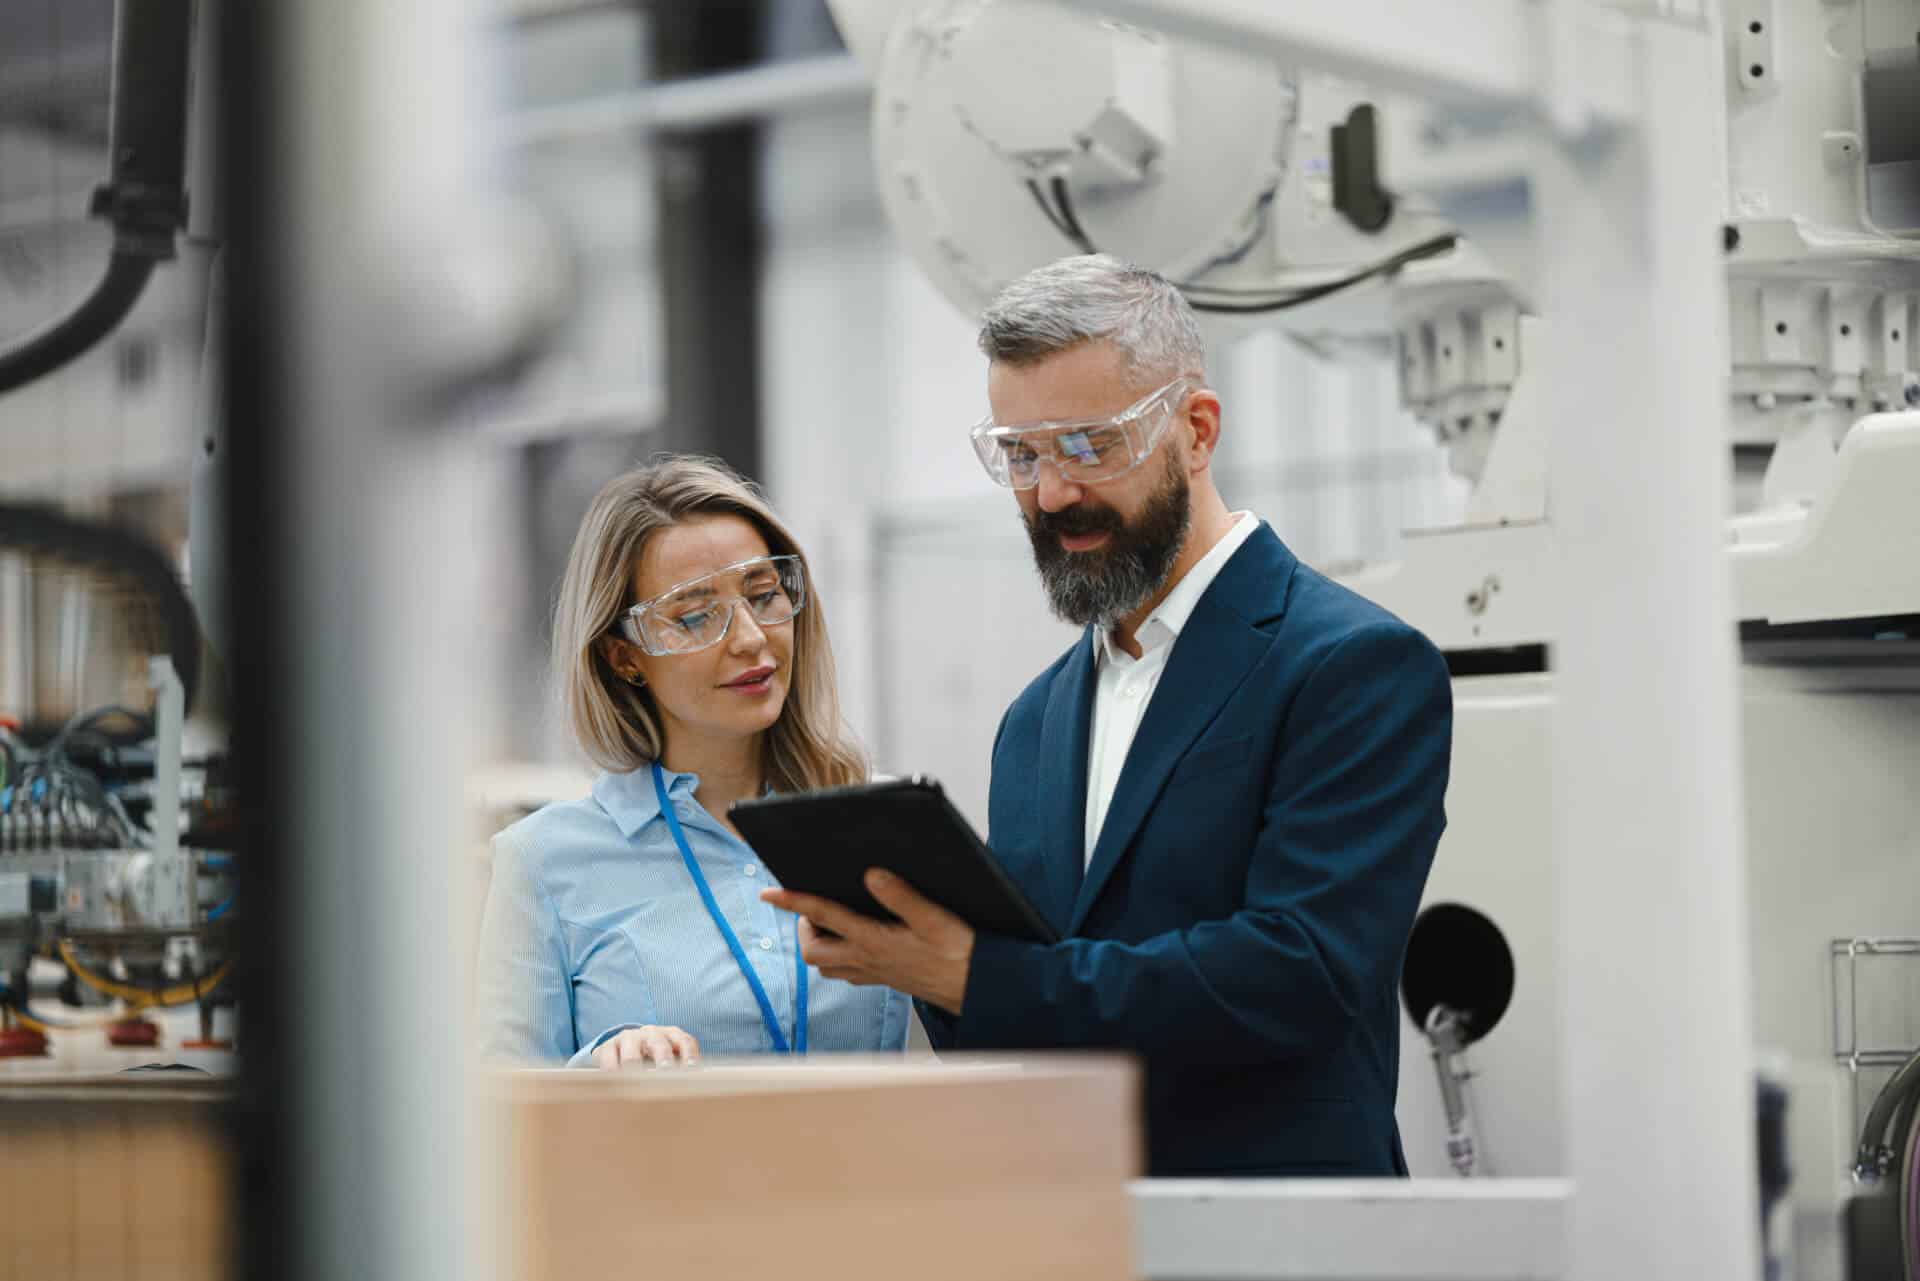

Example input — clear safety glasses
[968,376,1194,490]
[616,554,808,656]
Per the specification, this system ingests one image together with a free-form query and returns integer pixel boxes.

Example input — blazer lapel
[1067,528,1296,934]
[1035,632,1096,934]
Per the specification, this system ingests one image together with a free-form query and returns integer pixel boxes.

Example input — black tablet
[729,778,1058,945]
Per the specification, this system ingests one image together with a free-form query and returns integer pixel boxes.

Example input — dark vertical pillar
[648,0,766,481]
[219,0,295,1276]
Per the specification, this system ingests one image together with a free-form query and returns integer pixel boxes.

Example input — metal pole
[650,0,768,479]
[1064,0,1638,124]
[505,52,866,148]
[1534,17,1759,1280]
[147,656,181,866]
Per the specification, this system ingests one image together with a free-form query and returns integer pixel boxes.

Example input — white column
[279,0,524,1277]
[1534,17,1760,1281]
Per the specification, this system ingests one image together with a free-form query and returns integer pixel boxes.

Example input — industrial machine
[0,0,233,1060]
[827,0,1920,1275]
[0,505,235,1057]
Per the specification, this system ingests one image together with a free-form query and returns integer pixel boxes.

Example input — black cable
[1182,233,1461,314]
[1889,1083,1918,1194]
[1025,179,1085,249]
[0,254,157,392]
[1857,1045,1920,1176]
[1048,176,1096,254]
[1038,174,1459,316]
[0,505,203,712]
[0,0,191,394]
[48,705,156,759]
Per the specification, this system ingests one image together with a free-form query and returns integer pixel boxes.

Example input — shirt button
[758,936,774,950]
[743,864,757,877]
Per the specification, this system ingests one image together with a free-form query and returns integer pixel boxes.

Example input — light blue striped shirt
[476,765,910,1065]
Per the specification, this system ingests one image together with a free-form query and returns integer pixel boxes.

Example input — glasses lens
[972,381,1186,491]
[974,422,1134,490]
[1049,423,1134,482]
[642,593,730,654]
[743,558,805,625]
[971,430,1022,488]
[634,557,806,654]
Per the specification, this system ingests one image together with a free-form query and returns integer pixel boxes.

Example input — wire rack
[1831,937,1920,1139]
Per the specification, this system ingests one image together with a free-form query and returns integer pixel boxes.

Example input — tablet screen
[730,779,1058,945]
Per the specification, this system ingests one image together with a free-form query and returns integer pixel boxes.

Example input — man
[764,254,1452,1176]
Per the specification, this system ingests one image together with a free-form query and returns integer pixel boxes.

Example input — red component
[180,1038,232,1051]
[0,1025,49,1058]
[106,1017,161,1048]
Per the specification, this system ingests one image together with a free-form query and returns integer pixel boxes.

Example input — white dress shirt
[1084,511,1262,865]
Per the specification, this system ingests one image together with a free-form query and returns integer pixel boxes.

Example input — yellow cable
[57,939,232,1008]
[10,1008,53,1037]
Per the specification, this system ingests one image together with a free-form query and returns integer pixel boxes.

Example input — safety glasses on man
[615,554,808,656]
[969,375,1194,490]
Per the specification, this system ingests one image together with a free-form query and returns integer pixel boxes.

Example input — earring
[626,672,647,688]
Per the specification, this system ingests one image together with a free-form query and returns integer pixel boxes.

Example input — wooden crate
[0,1051,229,1281]
[495,1056,1141,1281]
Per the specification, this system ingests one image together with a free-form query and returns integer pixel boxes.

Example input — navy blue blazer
[919,525,1452,1177]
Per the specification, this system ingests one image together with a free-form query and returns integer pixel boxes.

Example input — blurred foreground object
[494,1056,1138,1281]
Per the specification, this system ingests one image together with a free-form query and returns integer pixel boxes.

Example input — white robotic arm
[833,0,1920,641]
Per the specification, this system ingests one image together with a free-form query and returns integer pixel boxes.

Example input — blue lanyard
[652,762,807,1054]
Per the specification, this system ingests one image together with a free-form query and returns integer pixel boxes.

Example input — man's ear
[1185,388,1223,468]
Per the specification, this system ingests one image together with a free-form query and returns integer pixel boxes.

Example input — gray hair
[977,253,1206,381]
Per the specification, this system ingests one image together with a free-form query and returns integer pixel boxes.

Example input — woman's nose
[727,600,767,651]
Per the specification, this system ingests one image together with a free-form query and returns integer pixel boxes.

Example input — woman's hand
[590,1025,700,1069]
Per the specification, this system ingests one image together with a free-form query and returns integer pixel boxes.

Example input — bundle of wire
[0,977,121,1035]
[0,706,152,850]
[1024,174,1460,314]
[56,939,231,1010]
[1,946,231,1041]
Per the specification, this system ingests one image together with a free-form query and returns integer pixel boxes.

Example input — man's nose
[1033,460,1084,512]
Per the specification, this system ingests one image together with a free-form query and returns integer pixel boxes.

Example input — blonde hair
[551,455,867,792]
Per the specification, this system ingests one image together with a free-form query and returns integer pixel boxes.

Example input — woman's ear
[598,635,643,685]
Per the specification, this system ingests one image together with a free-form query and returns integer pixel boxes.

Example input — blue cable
[205,894,235,921]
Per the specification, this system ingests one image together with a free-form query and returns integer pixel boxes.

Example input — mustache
[1027,504,1122,539]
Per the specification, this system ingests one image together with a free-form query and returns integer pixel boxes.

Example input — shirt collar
[1093,511,1262,668]
[591,762,699,839]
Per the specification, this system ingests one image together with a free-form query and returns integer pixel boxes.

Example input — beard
[1023,448,1192,629]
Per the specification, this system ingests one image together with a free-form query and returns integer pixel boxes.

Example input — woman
[476,456,908,1067]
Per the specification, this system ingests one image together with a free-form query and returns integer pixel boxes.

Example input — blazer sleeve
[944,623,1452,1062]
[915,700,1017,1053]
[474,826,579,1064]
